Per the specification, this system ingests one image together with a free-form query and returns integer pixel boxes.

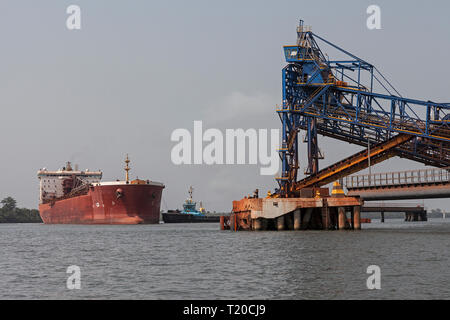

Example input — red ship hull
[39,183,164,224]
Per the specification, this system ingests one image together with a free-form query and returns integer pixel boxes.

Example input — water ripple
[0,219,449,299]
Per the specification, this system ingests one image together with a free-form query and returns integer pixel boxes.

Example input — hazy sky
[0,0,449,211]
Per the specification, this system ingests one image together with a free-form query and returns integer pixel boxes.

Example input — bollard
[294,209,301,230]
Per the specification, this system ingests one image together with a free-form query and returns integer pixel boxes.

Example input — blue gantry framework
[276,20,450,196]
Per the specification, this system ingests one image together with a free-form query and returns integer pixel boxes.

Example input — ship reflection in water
[162,186,221,223]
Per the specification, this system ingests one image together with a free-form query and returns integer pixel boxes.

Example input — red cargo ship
[37,156,164,224]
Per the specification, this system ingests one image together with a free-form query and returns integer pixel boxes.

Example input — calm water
[1,219,449,299]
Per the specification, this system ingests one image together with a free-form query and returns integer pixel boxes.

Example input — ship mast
[188,186,193,201]
[124,154,130,183]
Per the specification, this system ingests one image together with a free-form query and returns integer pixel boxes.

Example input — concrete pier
[222,192,363,231]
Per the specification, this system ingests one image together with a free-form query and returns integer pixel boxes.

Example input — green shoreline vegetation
[0,197,42,223]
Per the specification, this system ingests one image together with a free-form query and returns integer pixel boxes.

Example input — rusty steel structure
[222,20,449,232]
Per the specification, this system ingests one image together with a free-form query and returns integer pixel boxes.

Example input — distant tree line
[430,208,446,218]
[0,197,42,223]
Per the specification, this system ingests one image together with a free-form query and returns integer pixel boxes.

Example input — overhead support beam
[296,121,450,168]
[293,134,413,191]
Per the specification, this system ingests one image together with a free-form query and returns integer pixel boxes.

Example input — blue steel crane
[276,20,450,197]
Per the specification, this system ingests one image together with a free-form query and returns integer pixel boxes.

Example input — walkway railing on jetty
[345,167,450,189]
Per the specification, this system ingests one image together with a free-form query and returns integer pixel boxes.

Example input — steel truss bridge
[276,20,450,197]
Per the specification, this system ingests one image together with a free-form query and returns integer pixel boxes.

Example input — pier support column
[302,208,313,228]
[220,216,225,230]
[329,208,337,230]
[294,209,301,230]
[253,218,263,231]
[381,211,385,223]
[277,215,285,231]
[230,214,236,231]
[338,207,346,230]
[285,213,294,230]
[321,206,330,230]
[353,206,361,230]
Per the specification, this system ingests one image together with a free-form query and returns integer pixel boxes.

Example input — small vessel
[38,155,164,224]
[162,186,220,223]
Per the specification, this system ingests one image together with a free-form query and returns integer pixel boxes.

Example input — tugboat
[162,186,220,223]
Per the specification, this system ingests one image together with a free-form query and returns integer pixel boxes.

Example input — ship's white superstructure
[37,162,102,204]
